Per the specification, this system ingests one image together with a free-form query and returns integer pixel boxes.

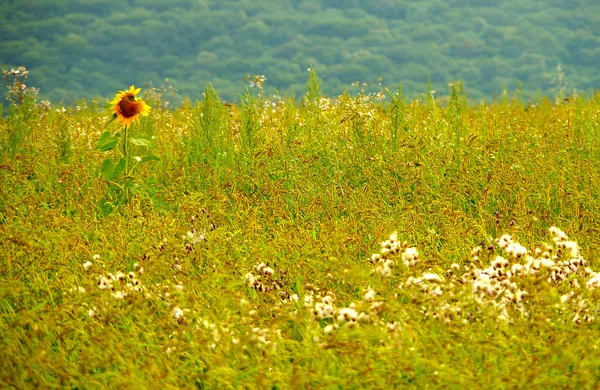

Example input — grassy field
[1,73,600,388]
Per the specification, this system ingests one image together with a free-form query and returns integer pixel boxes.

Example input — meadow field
[1,70,600,388]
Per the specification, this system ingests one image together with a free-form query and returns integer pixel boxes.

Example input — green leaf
[101,159,114,180]
[96,131,121,151]
[112,158,127,178]
[141,155,161,162]
[129,135,154,148]
[98,197,114,217]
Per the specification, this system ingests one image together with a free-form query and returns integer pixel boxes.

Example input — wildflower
[375,259,393,276]
[111,291,124,299]
[370,253,381,263]
[538,259,556,268]
[497,234,513,249]
[92,254,100,261]
[98,276,111,290]
[431,286,443,296]
[491,256,509,269]
[314,301,334,319]
[560,241,579,258]
[587,274,600,289]
[357,312,371,323]
[402,247,419,266]
[323,324,336,334]
[262,267,275,277]
[422,273,443,283]
[172,306,184,323]
[505,242,527,258]
[304,294,314,307]
[83,261,93,271]
[321,295,333,306]
[364,287,376,302]
[549,226,567,242]
[243,272,256,287]
[109,85,151,126]
[338,307,358,322]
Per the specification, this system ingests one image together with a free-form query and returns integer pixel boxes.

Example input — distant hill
[1,0,598,104]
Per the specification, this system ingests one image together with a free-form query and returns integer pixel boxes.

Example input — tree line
[1,0,598,105]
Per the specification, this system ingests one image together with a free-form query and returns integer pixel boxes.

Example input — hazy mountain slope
[1,0,598,104]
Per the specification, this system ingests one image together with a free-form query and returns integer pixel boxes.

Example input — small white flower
[92,254,100,261]
[431,286,443,296]
[262,267,275,277]
[491,256,509,269]
[97,277,111,290]
[112,291,124,300]
[323,324,335,334]
[255,263,266,272]
[422,273,443,283]
[83,261,93,271]
[549,226,567,241]
[363,287,376,302]
[244,272,256,286]
[338,307,358,322]
[172,306,184,323]
[402,247,419,266]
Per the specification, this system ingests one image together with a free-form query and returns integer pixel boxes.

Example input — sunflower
[109,85,151,126]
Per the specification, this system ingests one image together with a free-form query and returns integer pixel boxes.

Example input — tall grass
[1,71,600,388]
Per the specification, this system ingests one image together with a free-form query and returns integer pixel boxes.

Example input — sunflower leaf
[98,197,114,217]
[96,131,121,151]
[129,135,154,148]
[112,158,127,179]
[101,159,114,180]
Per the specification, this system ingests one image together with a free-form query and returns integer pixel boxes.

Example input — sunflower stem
[122,124,130,203]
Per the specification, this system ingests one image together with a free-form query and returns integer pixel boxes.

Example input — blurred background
[1,0,598,105]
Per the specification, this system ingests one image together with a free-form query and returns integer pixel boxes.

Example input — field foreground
[1,81,600,388]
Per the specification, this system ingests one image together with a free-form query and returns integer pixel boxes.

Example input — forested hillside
[1,0,599,104]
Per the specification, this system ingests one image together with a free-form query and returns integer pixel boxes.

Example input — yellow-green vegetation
[2,69,600,388]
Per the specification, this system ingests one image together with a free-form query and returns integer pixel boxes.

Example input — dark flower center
[119,94,141,118]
